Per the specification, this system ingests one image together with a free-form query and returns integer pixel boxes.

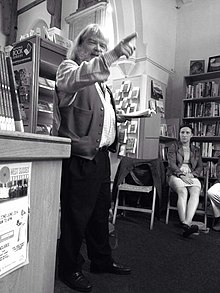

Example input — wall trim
[17,0,45,15]
[136,56,175,75]
[112,55,174,75]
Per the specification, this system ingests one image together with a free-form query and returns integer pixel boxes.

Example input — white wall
[170,0,220,119]
[141,0,177,73]
[16,0,78,41]
[109,0,177,118]
[17,0,51,41]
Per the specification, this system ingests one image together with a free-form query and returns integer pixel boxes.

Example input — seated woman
[167,124,203,237]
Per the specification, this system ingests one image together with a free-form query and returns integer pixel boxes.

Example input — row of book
[193,142,220,158]
[190,121,220,137]
[160,142,220,163]
[203,160,220,179]
[160,123,177,138]
[186,81,219,99]
[0,50,23,132]
[184,101,220,118]
[209,161,219,179]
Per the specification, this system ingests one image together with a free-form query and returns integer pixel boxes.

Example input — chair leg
[165,188,171,224]
[204,192,208,229]
[150,186,156,230]
[113,190,120,225]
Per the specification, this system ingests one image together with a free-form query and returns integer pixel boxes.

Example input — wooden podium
[0,131,71,293]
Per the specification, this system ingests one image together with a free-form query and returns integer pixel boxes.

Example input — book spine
[0,51,7,130]
[3,52,15,131]
[6,56,24,132]
[0,51,15,131]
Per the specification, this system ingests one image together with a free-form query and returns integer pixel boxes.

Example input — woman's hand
[180,175,194,185]
[186,173,194,178]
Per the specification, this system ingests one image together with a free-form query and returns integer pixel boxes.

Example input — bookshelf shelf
[183,96,220,103]
[184,70,220,82]
[159,135,177,143]
[191,136,220,142]
[183,116,220,122]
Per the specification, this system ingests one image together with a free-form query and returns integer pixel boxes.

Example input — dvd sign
[10,41,33,65]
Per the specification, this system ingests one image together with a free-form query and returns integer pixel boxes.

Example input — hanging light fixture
[117,56,136,78]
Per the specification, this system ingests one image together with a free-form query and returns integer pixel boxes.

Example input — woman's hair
[67,23,109,62]
[179,123,194,134]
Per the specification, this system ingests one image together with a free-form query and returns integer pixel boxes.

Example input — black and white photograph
[1,1,220,293]
[189,60,205,75]
[207,55,220,72]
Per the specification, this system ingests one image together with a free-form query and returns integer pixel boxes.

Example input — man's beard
[77,50,91,63]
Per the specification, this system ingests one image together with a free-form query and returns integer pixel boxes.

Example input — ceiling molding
[181,0,193,4]
[175,0,194,9]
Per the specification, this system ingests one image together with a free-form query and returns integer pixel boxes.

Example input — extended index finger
[122,32,138,44]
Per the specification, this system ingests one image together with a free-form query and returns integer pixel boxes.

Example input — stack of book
[0,50,24,132]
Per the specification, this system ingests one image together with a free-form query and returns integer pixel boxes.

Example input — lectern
[0,131,71,293]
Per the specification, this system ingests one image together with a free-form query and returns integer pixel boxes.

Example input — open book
[118,108,156,119]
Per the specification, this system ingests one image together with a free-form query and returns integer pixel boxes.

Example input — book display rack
[10,36,67,134]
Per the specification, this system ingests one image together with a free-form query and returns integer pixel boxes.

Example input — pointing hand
[114,32,138,59]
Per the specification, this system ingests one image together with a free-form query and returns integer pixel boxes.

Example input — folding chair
[112,158,159,230]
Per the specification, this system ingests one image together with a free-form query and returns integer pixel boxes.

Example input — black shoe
[90,262,131,275]
[182,224,199,238]
[59,271,92,292]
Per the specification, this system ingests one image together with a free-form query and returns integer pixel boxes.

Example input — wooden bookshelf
[183,71,220,187]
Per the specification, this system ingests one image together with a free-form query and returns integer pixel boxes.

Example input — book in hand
[118,108,156,119]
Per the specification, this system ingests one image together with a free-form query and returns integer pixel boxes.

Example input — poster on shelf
[150,78,165,118]
[10,42,36,132]
[0,162,31,278]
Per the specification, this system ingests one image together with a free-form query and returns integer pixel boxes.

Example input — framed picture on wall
[189,60,205,75]
[207,55,220,72]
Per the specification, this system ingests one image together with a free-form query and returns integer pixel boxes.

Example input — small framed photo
[189,60,205,75]
[207,55,220,72]
[130,87,140,100]
[128,121,138,134]
[120,80,132,93]
[126,103,137,114]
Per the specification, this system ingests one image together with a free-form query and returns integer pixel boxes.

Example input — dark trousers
[58,150,113,273]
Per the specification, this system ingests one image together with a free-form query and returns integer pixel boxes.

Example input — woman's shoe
[181,223,199,238]
[212,217,220,231]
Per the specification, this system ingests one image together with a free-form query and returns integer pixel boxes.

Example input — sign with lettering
[0,162,31,278]
[10,41,33,65]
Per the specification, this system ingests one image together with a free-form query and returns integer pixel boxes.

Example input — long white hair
[67,23,109,63]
